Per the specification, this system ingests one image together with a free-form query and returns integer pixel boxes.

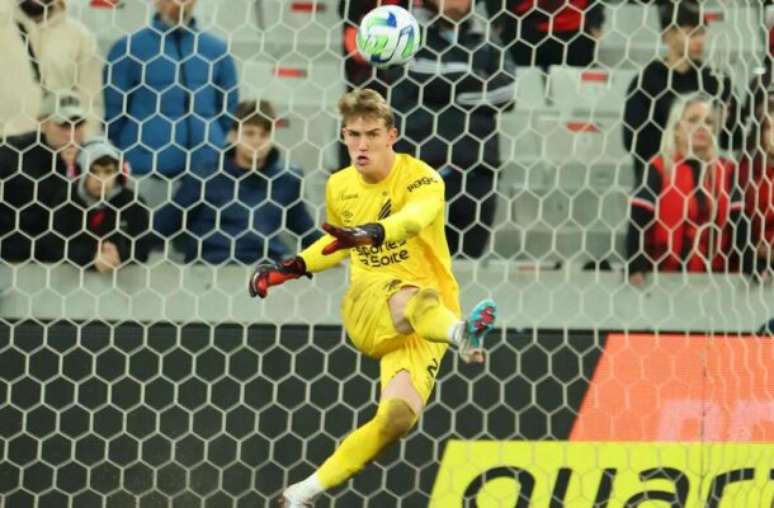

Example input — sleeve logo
[407,176,437,193]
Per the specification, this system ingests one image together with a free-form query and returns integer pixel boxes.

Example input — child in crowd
[56,139,150,270]
[154,99,320,264]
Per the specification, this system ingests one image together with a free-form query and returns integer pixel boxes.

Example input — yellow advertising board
[430,441,774,507]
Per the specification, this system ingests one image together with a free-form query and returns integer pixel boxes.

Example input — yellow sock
[317,398,418,489]
[404,288,459,343]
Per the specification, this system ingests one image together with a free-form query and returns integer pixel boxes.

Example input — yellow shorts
[341,273,448,403]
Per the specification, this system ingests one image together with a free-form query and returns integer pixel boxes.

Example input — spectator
[0,91,86,262]
[626,94,746,287]
[623,0,733,184]
[15,0,103,136]
[738,99,774,280]
[0,0,42,137]
[104,0,239,208]
[55,139,151,271]
[725,22,774,154]
[388,0,515,258]
[486,0,604,70]
[154,100,321,264]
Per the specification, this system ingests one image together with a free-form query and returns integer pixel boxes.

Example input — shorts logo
[426,358,439,380]
[407,176,436,193]
[378,199,391,220]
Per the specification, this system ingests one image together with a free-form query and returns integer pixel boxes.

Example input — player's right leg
[393,287,497,363]
[279,373,422,507]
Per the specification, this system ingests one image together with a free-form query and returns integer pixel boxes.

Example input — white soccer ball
[356,6,421,68]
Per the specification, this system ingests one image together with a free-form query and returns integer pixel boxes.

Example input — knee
[375,399,417,440]
[389,287,419,334]
[405,288,441,319]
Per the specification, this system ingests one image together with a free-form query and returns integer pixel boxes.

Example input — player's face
[233,124,272,169]
[677,101,716,159]
[342,116,397,179]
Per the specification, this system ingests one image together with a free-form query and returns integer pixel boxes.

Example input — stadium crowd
[0,0,773,284]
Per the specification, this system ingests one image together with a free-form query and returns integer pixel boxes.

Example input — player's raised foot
[456,299,497,364]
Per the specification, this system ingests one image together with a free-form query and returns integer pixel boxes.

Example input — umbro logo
[407,176,436,193]
[378,199,391,220]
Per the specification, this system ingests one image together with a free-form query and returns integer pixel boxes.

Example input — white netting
[1,0,773,506]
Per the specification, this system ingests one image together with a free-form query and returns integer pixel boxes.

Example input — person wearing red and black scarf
[627,94,747,287]
[738,99,774,281]
[623,1,735,186]
[485,0,604,70]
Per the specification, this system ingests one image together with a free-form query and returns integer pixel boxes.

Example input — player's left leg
[280,372,423,507]
[392,287,496,363]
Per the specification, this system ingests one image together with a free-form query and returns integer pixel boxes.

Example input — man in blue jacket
[154,100,321,264]
[103,0,238,207]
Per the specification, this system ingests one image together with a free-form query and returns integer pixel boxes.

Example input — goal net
[1,0,773,506]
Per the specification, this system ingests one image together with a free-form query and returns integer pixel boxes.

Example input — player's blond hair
[338,89,395,129]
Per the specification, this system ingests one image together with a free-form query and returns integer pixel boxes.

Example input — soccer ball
[356,6,420,67]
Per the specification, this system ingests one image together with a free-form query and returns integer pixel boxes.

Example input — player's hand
[321,222,385,255]
[248,257,311,299]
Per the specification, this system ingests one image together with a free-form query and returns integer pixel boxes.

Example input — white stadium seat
[548,66,637,117]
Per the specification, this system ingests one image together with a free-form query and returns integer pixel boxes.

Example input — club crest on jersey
[378,199,392,220]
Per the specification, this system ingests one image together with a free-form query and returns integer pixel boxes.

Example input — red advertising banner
[571,334,774,442]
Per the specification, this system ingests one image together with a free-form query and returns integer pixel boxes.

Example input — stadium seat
[531,113,627,165]
[600,3,766,72]
[516,66,548,109]
[548,67,637,117]
[79,0,152,53]
[257,0,341,59]
[199,0,266,60]
[500,67,551,163]
[240,58,345,109]
[598,3,661,68]
[704,6,765,66]
[499,110,544,161]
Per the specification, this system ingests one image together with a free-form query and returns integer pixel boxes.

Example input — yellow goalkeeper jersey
[300,153,460,314]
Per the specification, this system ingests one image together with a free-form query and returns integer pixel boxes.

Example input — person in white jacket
[0,0,41,137]
[3,0,103,137]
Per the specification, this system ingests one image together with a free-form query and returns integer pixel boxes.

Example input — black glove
[248,257,311,298]
[321,222,385,255]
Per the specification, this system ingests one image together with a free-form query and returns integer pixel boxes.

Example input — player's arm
[248,179,349,298]
[321,171,444,254]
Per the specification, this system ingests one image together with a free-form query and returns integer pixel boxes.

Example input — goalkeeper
[248,88,496,507]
